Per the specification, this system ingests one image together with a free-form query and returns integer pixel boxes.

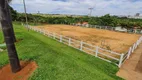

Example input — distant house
[115,26,127,32]
[82,22,89,27]
[76,22,82,26]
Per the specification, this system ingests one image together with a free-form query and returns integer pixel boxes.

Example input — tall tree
[8,5,16,42]
[0,0,21,73]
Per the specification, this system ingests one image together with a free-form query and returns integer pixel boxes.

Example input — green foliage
[0,43,6,49]
[9,6,17,21]
[10,6,142,28]
[0,23,123,80]
[100,14,117,26]
[0,31,4,44]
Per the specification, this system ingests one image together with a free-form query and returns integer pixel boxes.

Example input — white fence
[122,36,142,64]
[71,24,142,34]
[26,26,142,68]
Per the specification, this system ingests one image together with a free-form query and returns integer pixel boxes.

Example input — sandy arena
[35,24,141,54]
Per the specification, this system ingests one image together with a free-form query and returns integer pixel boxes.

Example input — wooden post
[80,41,83,50]
[69,38,71,46]
[60,35,62,42]
[118,54,124,68]
[95,46,99,57]
[127,47,132,59]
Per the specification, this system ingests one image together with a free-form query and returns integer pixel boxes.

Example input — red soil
[0,61,37,80]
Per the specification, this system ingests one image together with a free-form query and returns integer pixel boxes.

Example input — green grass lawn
[0,30,4,44]
[0,23,123,80]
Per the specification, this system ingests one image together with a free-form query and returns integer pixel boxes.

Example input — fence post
[127,47,132,59]
[111,27,114,31]
[136,40,139,47]
[95,25,96,28]
[80,41,83,51]
[43,30,46,35]
[40,29,42,33]
[134,42,137,49]
[118,54,124,68]
[47,32,50,37]
[69,38,71,46]
[53,33,56,39]
[132,43,135,53]
[41,30,44,34]
[95,46,99,57]
[60,35,62,42]
[138,39,141,44]
[135,42,138,49]
[105,26,107,30]
[137,39,140,45]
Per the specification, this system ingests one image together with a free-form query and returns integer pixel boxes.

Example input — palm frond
[8,0,12,3]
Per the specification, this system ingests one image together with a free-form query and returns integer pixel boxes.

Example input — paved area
[117,43,142,80]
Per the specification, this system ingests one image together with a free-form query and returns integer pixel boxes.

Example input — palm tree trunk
[8,5,16,42]
[0,0,21,73]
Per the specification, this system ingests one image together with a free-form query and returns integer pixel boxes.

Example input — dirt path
[0,61,37,80]
[117,43,142,80]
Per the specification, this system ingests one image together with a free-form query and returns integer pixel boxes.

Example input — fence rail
[71,24,142,34]
[26,26,142,67]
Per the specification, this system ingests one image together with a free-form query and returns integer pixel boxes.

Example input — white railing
[122,36,142,65]
[26,26,142,68]
[70,24,142,34]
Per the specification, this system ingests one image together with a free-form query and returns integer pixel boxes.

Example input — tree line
[10,6,142,29]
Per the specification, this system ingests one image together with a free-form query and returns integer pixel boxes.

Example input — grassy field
[0,30,4,44]
[0,23,123,80]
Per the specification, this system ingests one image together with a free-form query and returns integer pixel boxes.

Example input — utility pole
[38,11,40,14]
[23,0,28,28]
[88,8,93,16]
[0,0,21,73]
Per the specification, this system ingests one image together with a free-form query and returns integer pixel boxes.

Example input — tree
[0,0,21,73]
[8,5,16,42]
[9,6,18,21]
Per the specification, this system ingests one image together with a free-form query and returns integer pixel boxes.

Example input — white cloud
[10,0,142,16]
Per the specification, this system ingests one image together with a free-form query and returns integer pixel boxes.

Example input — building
[115,26,127,32]
[76,22,82,26]
[82,22,89,27]
[128,16,142,19]
[135,13,140,17]
[128,13,142,19]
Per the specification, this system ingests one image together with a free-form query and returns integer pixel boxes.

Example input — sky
[10,0,142,16]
